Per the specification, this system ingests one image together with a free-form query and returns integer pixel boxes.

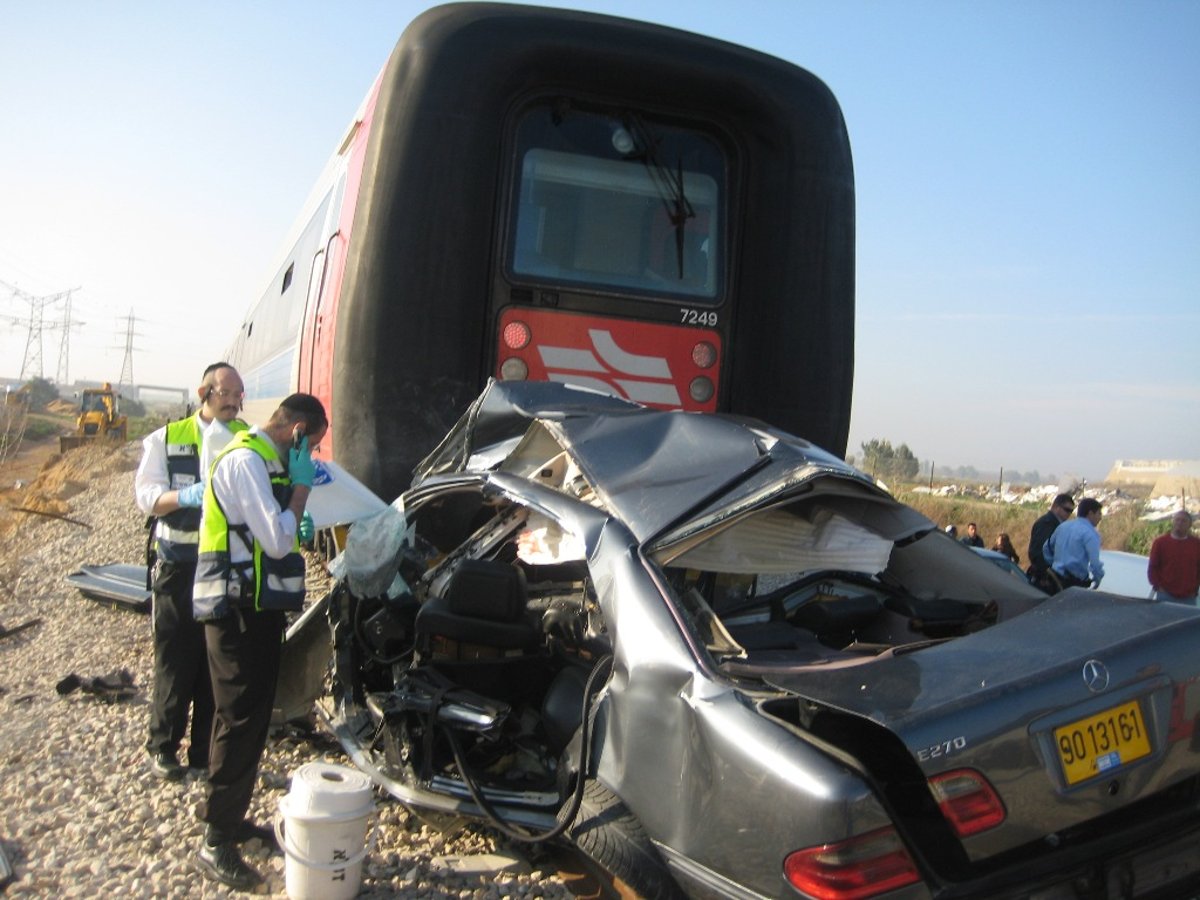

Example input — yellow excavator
[59,383,128,452]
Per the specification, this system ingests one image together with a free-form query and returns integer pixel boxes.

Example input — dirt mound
[0,442,138,544]
[45,398,78,415]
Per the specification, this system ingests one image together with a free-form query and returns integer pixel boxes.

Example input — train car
[228,2,855,502]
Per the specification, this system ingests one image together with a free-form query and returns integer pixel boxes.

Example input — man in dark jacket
[961,522,985,548]
[1027,493,1074,590]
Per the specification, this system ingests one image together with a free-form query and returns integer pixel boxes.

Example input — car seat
[415,558,539,652]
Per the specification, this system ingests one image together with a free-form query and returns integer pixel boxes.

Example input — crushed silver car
[306,381,1200,899]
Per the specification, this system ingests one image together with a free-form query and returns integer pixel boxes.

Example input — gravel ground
[0,443,577,898]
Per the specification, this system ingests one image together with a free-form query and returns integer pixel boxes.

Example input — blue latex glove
[177,481,205,508]
[288,435,316,487]
[298,511,314,543]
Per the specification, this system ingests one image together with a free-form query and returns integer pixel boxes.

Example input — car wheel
[569,780,685,900]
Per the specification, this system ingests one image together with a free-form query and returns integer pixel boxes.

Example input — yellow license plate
[1054,700,1151,786]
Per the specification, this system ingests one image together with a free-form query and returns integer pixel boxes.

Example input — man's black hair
[1077,498,1102,518]
[280,392,328,431]
[201,362,235,382]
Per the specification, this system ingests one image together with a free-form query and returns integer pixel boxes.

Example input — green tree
[860,438,920,482]
[859,438,893,477]
[121,396,147,417]
[22,377,59,411]
[892,442,919,480]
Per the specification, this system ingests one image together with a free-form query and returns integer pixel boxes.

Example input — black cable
[445,654,614,843]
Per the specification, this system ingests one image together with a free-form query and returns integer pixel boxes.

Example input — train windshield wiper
[624,115,695,280]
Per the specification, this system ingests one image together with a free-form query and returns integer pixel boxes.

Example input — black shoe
[196,841,262,891]
[148,751,185,781]
[235,820,278,849]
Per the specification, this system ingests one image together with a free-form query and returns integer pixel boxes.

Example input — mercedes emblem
[1082,659,1110,693]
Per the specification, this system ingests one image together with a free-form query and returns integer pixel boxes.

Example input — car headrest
[445,559,527,622]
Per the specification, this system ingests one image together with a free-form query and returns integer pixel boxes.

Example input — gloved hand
[177,481,205,508]
[288,435,316,487]
[298,511,314,543]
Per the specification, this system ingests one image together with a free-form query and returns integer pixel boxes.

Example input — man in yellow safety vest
[191,392,326,890]
[133,362,247,782]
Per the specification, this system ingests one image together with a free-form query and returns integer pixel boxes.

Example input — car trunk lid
[760,590,1200,861]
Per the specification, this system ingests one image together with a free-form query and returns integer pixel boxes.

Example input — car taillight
[928,768,1006,837]
[783,827,920,899]
[502,320,531,350]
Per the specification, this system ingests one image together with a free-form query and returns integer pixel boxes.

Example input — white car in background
[973,547,1153,599]
[1098,550,1153,599]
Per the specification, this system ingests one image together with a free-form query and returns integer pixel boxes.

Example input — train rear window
[508,104,724,303]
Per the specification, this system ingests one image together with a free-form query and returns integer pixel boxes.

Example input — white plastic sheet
[304,460,389,529]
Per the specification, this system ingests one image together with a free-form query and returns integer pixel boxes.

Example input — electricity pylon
[118,309,138,387]
[55,289,78,385]
[2,280,78,382]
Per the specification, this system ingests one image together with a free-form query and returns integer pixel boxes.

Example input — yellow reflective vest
[154,414,248,563]
[192,430,305,620]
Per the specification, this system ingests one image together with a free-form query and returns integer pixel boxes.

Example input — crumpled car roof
[414,380,886,543]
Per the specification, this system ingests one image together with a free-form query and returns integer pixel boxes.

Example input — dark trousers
[1027,565,1055,593]
[199,609,286,840]
[1048,569,1091,594]
[147,561,214,768]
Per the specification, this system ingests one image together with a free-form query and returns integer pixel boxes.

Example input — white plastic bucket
[275,762,375,900]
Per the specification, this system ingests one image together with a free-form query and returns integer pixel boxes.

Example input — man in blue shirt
[1043,497,1104,591]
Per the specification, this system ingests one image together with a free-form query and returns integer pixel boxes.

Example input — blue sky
[1,1,1196,481]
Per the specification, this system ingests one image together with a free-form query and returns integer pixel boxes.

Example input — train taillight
[692,340,717,369]
[502,320,531,350]
[689,377,714,403]
[500,357,529,380]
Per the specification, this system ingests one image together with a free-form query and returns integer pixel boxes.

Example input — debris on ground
[0,619,41,642]
[54,669,137,701]
[65,563,150,613]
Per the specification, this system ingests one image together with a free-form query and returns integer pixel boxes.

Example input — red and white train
[228,3,855,501]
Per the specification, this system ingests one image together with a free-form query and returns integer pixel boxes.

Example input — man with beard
[134,362,247,780]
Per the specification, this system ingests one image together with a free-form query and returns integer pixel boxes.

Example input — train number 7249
[680,308,718,327]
